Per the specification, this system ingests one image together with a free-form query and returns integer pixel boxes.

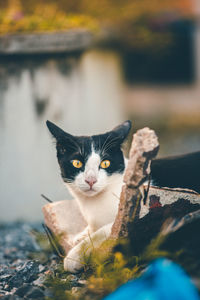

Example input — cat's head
[46,120,132,197]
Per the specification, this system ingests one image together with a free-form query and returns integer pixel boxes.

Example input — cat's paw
[73,229,89,246]
[63,245,84,273]
[73,235,85,246]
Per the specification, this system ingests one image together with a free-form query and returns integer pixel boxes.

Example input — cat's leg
[64,222,113,273]
[72,226,91,246]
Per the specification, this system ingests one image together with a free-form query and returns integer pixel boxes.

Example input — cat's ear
[46,120,73,141]
[111,120,132,144]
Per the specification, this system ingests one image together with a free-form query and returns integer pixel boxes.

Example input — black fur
[46,120,131,182]
[47,120,200,193]
[151,151,200,193]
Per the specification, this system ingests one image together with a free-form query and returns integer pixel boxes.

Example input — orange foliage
[0,0,195,50]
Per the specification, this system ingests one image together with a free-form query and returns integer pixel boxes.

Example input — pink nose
[85,178,97,188]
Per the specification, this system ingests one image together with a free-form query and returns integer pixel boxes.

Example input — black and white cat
[46,120,131,272]
[46,120,200,273]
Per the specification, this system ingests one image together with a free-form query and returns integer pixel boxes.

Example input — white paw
[73,233,87,246]
[72,227,90,246]
[63,245,84,273]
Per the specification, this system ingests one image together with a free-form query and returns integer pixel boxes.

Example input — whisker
[103,140,118,152]
[101,138,119,155]
[100,132,113,154]
[102,136,119,151]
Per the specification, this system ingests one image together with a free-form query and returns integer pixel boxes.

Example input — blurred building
[120,1,200,155]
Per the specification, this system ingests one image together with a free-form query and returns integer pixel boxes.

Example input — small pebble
[26,286,44,298]
[67,274,78,282]
[71,286,81,294]
[15,284,33,297]
[78,279,87,285]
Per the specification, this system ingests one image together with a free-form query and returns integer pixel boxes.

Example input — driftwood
[111,127,159,238]
[42,127,200,258]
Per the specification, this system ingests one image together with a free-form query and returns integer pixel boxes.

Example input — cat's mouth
[82,186,100,196]
[85,187,97,193]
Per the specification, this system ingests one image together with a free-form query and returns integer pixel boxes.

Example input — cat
[46,120,132,273]
[46,120,200,273]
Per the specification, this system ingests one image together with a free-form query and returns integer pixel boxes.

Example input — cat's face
[46,120,131,197]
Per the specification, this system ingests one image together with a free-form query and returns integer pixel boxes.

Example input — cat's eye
[100,160,110,169]
[72,160,83,168]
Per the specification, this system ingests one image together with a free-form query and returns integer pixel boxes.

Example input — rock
[0,273,13,281]
[161,209,200,262]
[8,261,40,289]
[142,186,200,218]
[0,222,51,298]
[33,273,46,287]
[66,274,78,282]
[15,284,33,297]
[0,289,7,297]
[78,279,87,286]
[42,199,87,254]
[71,286,82,294]
[2,295,24,300]
[44,288,54,298]
[66,274,80,287]
[26,286,44,298]
[128,199,200,255]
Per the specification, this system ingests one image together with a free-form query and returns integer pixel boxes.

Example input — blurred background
[0,0,200,221]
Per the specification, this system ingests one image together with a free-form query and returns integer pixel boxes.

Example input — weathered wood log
[111,127,159,238]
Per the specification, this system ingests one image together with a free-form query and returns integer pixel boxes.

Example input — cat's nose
[85,178,97,188]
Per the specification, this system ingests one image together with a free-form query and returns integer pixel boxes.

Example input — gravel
[0,222,56,299]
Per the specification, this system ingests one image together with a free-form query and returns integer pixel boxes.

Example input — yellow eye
[100,160,110,169]
[72,160,83,168]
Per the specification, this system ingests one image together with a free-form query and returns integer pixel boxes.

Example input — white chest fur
[65,148,125,231]
[67,173,123,231]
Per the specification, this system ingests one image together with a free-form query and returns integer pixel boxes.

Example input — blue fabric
[104,258,200,300]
